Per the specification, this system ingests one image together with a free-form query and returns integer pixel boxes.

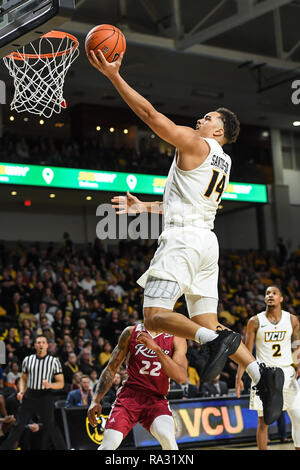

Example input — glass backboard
[0,0,76,57]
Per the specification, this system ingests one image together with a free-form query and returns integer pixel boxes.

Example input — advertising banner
[59,397,291,450]
[132,396,291,448]
[0,162,268,202]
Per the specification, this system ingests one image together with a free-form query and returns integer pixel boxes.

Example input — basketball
[85,24,126,63]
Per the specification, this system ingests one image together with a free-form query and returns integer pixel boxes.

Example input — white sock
[246,361,261,385]
[195,327,218,344]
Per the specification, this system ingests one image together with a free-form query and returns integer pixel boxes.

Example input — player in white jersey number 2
[88,48,284,425]
[236,286,300,450]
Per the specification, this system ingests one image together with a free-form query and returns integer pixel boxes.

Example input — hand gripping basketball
[88,48,124,79]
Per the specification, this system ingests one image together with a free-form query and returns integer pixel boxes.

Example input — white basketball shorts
[138,225,219,316]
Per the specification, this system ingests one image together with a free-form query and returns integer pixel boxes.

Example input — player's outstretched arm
[137,333,188,384]
[111,191,163,215]
[87,327,133,427]
[88,50,207,157]
[235,316,258,398]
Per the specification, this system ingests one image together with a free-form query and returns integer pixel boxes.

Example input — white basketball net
[3,32,79,118]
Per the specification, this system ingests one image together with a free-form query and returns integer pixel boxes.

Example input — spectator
[69,371,82,391]
[58,341,74,364]
[7,292,22,319]
[2,328,20,357]
[63,353,80,387]
[65,375,92,407]
[89,369,98,392]
[107,277,126,299]
[18,304,37,329]
[47,342,58,357]
[90,299,105,322]
[5,361,21,387]
[102,309,125,346]
[98,340,112,369]
[75,318,92,341]
[36,318,55,342]
[78,349,94,376]
[78,274,96,295]
[16,335,35,361]
[52,309,64,339]
[35,302,54,327]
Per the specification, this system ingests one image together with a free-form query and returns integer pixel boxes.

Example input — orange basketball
[85,24,126,63]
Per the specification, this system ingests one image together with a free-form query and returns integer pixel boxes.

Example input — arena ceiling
[2,0,300,131]
[63,0,300,131]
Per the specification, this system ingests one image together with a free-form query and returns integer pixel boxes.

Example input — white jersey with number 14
[163,137,232,230]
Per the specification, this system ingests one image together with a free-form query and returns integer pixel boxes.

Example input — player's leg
[143,277,200,339]
[187,295,284,425]
[98,429,123,450]
[144,306,205,340]
[143,278,238,342]
[149,415,178,450]
[99,389,141,450]
[286,408,300,450]
[143,278,241,381]
[257,416,269,450]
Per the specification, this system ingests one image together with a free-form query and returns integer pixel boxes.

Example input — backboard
[0,0,76,58]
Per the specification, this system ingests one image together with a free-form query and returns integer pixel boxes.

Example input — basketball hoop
[3,31,79,118]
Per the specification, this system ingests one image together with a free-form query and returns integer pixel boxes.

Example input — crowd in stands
[0,133,270,183]
[0,235,299,388]
[0,134,172,175]
[0,234,300,446]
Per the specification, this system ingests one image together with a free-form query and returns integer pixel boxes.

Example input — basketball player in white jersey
[88,49,284,425]
[236,285,300,449]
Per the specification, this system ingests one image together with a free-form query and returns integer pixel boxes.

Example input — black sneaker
[253,363,284,425]
[194,327,241,383]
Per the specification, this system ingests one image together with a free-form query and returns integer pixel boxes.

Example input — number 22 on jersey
[139,360,162,376]
[204,169,226,202]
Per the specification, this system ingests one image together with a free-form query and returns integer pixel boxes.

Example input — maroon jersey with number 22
[124,323,174,397]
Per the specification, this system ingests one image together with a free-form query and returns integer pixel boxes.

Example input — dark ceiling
[1,0,300,131]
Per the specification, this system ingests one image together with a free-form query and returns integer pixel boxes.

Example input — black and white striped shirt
[22,354,62,390]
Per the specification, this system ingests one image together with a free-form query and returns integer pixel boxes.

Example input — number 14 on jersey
[204,169,226,202]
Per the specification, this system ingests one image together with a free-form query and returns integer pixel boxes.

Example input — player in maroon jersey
[87,323,187,450]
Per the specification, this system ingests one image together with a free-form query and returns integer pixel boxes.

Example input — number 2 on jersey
[204,169,226,202]
[272,344,281,357]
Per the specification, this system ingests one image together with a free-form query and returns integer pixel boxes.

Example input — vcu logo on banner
[86,414,108,445]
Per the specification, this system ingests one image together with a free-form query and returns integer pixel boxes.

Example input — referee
[0,335,66,450]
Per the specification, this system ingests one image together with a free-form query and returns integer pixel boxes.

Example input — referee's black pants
[0,389,66,450]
